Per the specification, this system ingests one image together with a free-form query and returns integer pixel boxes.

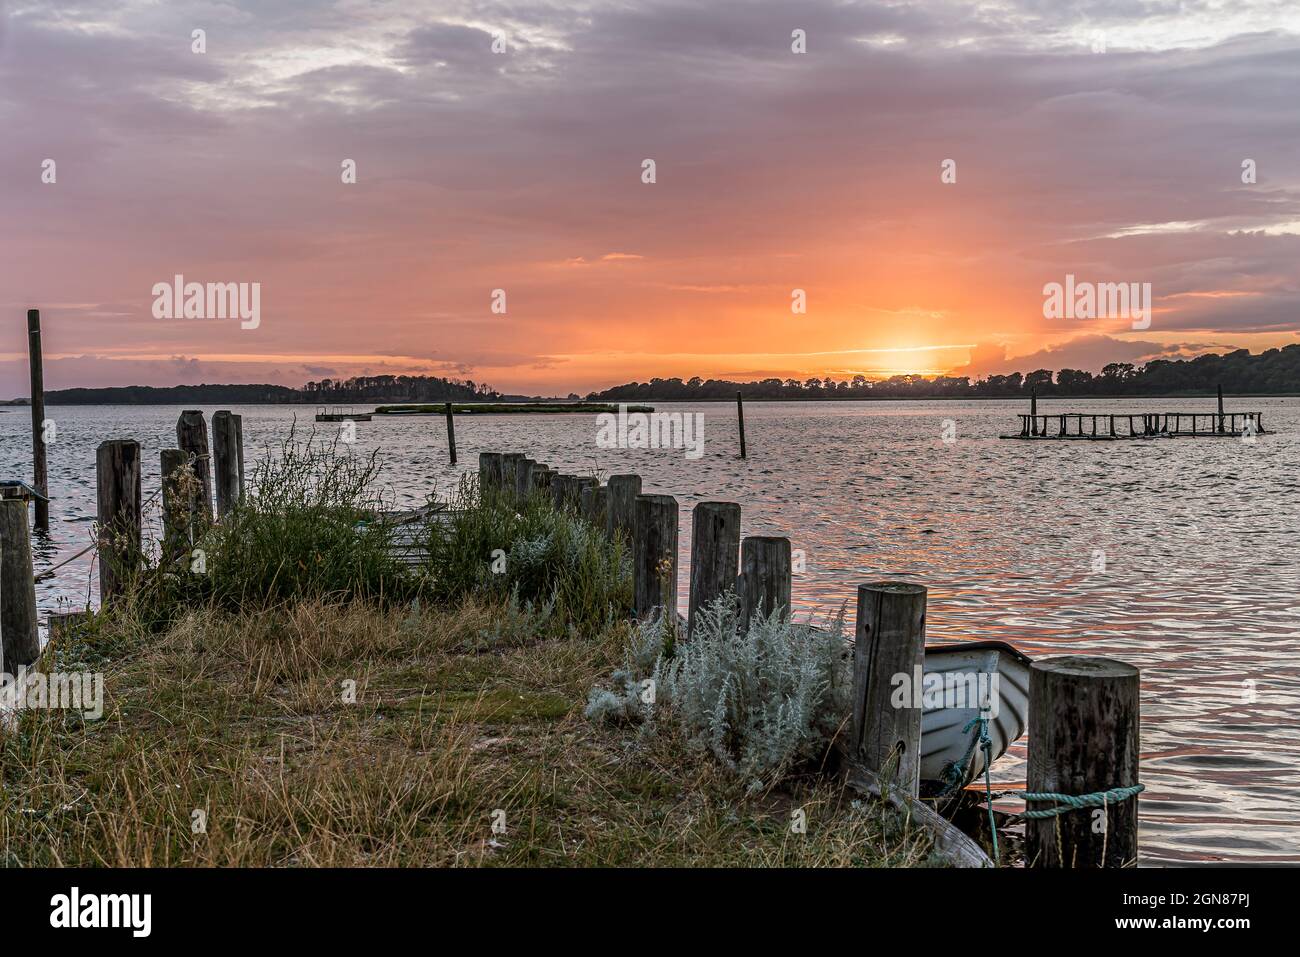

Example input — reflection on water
[3,397,1298,865]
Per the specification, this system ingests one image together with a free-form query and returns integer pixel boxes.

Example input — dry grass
[1,599,937,867]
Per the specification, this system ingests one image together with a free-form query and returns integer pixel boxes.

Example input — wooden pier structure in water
[1001,386,1270,441]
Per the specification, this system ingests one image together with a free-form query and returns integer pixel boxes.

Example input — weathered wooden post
[530,466,553,494]
[633,494,678,620]
[688,502,741,637]
[550,474,572,511]
[737,535,792,629]
[478,452,503,495]
[160,448,199,563]
[501,453,524,497]
[27,309,50,531]
[1217,384,1225,433]
[176,410,214,522]
[211,410,244,518]
[515,458,535,499]
[736,391,747,459]
[852,582,927,796]
[0,498,41,667]
[570,476,597,514]
[48,609,92,640]
[1027,657,1141,869]
[606,474,642,542]
[580,484,608,528]
[96,439,143,605]
[444,402,457,465]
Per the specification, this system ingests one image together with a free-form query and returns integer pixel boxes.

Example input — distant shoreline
[4,391,1300,407]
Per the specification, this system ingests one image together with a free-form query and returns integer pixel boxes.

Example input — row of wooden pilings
[0,408,247,680]
[476,450,1141,868]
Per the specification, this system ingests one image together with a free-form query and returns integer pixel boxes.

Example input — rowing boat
[920,640,1032,794]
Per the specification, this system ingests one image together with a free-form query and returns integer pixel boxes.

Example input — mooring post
[737,535,792,630]
[571,476,597,514]
[160,448,199,564]
[96,439,143,605]
[1027,656,1141,868]
[633,494,678,621]
[688,502,741,638]
[580,483,608,528]
[501,453,524,497]
[550,474,572,511]
[211,410,244,518]
[26,309,50,531]
[176,410,214,523]
[1030,390,1037,422]
[0,498,41,667]
[606,474,642,542]
[478,452,503,496]
[444,402,457,464]
[736,391,747,458]
[48,609,92,641]
[1217,384,1225,433]
[515,458,535,499]
[852,582,927,796]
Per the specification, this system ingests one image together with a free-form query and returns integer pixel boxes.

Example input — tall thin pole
[444,402,457,464]
[27,309,49,531]
[1217,383,1225,433]
[736,391,747,459]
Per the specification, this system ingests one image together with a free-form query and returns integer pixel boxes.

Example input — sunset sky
[2,0,1298,397]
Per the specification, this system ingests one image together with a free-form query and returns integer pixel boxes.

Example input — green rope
[943,713,1144,865]
[1006,785,1145,820]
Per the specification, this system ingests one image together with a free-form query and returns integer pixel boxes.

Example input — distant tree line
[40,375,502,405]
[587,346,1300,401]
[301,375,499,403]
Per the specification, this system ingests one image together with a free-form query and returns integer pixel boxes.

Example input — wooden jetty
[1002,387,1268,440]
[315,407,372,422]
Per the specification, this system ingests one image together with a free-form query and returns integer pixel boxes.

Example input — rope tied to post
[1002,784,1145,821]
[944,712,1144,864]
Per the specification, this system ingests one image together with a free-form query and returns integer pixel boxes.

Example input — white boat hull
[919,641,1031,791]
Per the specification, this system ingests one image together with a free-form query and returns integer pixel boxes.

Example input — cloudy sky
[1,0,1298,396]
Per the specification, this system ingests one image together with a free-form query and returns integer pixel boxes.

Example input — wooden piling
[1217,384,1225,433]
[737,535,792,629]
[606,474,642,542]
[632,494,678,621]
[48,609,92,640]
[571,476,597,513]
[96,439,143,605]
[580,484,608,529]
[550,474,573,511]
[530,466,553,493]
[160,448,198,562]
[176,411,214,522]
[26,310,50,531]
[1026,656,1141,868]
[736,391,747,459]
[211,410,244,518]
[688,501,741,637]
[0,498,41,667]
[515,458,535,499]
[852,582,927,796]
[501,453,524,496]
[444,402,457,464]
[478,452,503,495]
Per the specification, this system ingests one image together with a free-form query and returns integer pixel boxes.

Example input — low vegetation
[1,437,936,867]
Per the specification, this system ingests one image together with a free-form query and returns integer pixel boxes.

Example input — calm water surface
[2,397,1297,865]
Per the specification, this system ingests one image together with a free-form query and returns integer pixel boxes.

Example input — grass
[0,600,935,867]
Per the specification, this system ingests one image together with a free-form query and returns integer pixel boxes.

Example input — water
[2,397,1298,865]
